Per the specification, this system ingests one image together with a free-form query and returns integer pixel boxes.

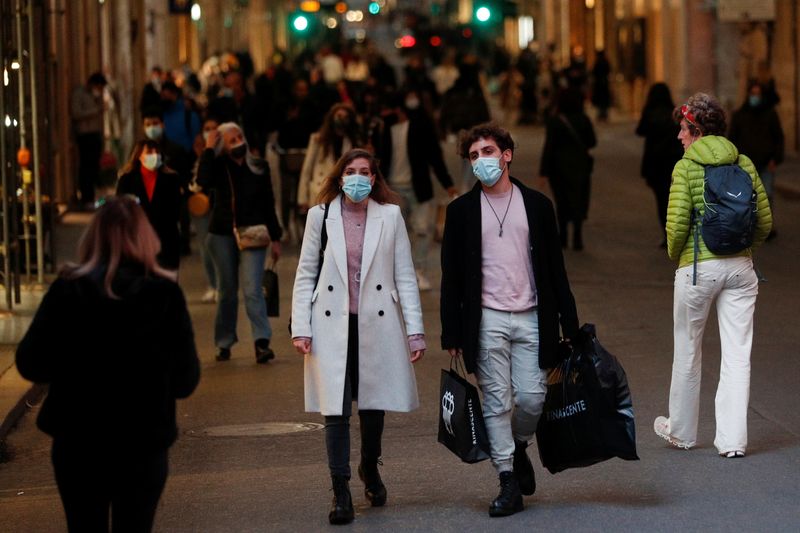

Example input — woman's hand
[448,348,463,358]
[293,338,311,355]
[205,129,220,149]
[271,241,282,262]
[410,349,425,363]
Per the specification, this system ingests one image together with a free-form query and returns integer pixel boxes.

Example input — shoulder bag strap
[313,202,331,290]
[226,164,238,231]
[558,114,588,153]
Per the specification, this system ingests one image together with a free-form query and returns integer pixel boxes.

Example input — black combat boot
[488,471,524,517]
[513,440,536,496]
[255,338,275,364]
[358,459,387,507]
[328,474,354,525]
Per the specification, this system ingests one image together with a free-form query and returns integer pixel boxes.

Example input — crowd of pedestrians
[23,39,784,530]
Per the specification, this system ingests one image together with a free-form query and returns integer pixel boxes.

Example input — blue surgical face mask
[342,174,373,203]
[472,156,504,187]
[748,95,762,108]
[141,153,161,171]
[144,125,163,141]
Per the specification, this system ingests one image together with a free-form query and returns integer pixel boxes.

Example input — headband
[680,104,700,131]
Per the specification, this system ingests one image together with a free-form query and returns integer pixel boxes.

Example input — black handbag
[263,268,279,317]
[437,359,491,464]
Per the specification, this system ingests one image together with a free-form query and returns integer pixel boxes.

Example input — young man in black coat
[440,123,579,517]
[378,89,457,290]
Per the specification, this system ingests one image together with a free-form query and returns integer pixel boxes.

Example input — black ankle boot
[329,474,354,525]
[488,471,524,517]
[513,440,536,496]
[255,338,275,364]
[215,347,231,361]
[358,460,387,507]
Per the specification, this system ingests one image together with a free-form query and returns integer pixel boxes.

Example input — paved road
[1,121,798,532]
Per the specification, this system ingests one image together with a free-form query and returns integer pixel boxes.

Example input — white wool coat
[291,197,423,415]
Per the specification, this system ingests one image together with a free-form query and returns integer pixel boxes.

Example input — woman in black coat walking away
[539,88,596,250]
[117,139,183,270]
[635,83,684,246]
[15,196,200,532]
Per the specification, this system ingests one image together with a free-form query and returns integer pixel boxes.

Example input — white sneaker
[416,270,432,291]
[201,288,217,303]
[653,416,693,450]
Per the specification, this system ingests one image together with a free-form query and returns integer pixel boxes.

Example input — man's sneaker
[488,471,524,517]
[416,269,432,291]
[201,288,217,303]
[653,416,693,450]
[513,440,536,496]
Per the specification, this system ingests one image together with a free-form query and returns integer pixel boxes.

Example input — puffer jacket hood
[665,135,772,267]
[683,135,739,167]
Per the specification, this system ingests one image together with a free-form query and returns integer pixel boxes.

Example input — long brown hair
[316,103,363,159]
[316,149,400,206]
[61,196,176,298]
[118,139,177,176]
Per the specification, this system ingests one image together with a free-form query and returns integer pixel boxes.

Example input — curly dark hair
[458,122,515,159]
[672,92,727,137]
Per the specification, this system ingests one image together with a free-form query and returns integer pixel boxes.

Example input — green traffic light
[293,15,309,31]
[368,2,380,14]
[476,6,491,22]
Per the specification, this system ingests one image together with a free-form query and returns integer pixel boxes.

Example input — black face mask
[230,144,247,159]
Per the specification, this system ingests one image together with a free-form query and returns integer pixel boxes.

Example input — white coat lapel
[360,199,384,283]
[326,198,349,287]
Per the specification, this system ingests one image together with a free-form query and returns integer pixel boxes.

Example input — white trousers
[475,308,547,473]
[670,257,758,453]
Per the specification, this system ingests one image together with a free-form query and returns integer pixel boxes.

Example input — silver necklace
[482,187,513,237]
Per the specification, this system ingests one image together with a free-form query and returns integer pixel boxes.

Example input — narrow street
[1,119,798,532]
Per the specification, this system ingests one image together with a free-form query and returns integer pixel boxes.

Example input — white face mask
[141,153,161,171]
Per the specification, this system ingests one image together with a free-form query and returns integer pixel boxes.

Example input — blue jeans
[207,233,271,349]
[193,213,216,289]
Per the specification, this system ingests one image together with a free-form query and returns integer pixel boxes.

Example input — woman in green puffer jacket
[654,92,772,459]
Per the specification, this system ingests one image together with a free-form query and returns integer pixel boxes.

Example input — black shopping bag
[262,269,279,317]
[536,324,639,474]
[438,361,491,464]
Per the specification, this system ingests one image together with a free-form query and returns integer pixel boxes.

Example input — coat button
[325,310,331,316]
[376,284,382,290]
[378,310,384,316]
[328,285,333,291]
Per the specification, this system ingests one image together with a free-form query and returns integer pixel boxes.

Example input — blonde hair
[61,196,176,298]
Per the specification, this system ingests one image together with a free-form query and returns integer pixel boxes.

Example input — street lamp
[191,3,201,21]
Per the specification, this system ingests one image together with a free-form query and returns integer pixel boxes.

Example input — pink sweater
[298,198,425,352]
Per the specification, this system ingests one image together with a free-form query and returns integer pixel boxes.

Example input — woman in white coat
[292,149,425,525]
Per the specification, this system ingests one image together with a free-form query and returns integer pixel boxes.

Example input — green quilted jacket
[666,135,772,267]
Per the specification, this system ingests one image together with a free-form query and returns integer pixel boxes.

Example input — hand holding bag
[228,166,270,250]
[263,261,280,317]
[437,358,491,464]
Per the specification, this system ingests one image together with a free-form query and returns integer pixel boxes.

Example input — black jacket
[635,105,683,184]
[15,267,200,452]
[378,112,453,203]
[196,148,282,240]
[729,104,785,171]
[440,178,579,372]
[117,165,182,270]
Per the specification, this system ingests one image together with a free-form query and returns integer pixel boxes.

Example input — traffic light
[368,2,380,14]
[475,5,492,23]
[292,14,310,32]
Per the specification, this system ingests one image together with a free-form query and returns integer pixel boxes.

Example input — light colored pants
[394,185,432,272]
[670,257,758,453]
[475,307,546,473]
